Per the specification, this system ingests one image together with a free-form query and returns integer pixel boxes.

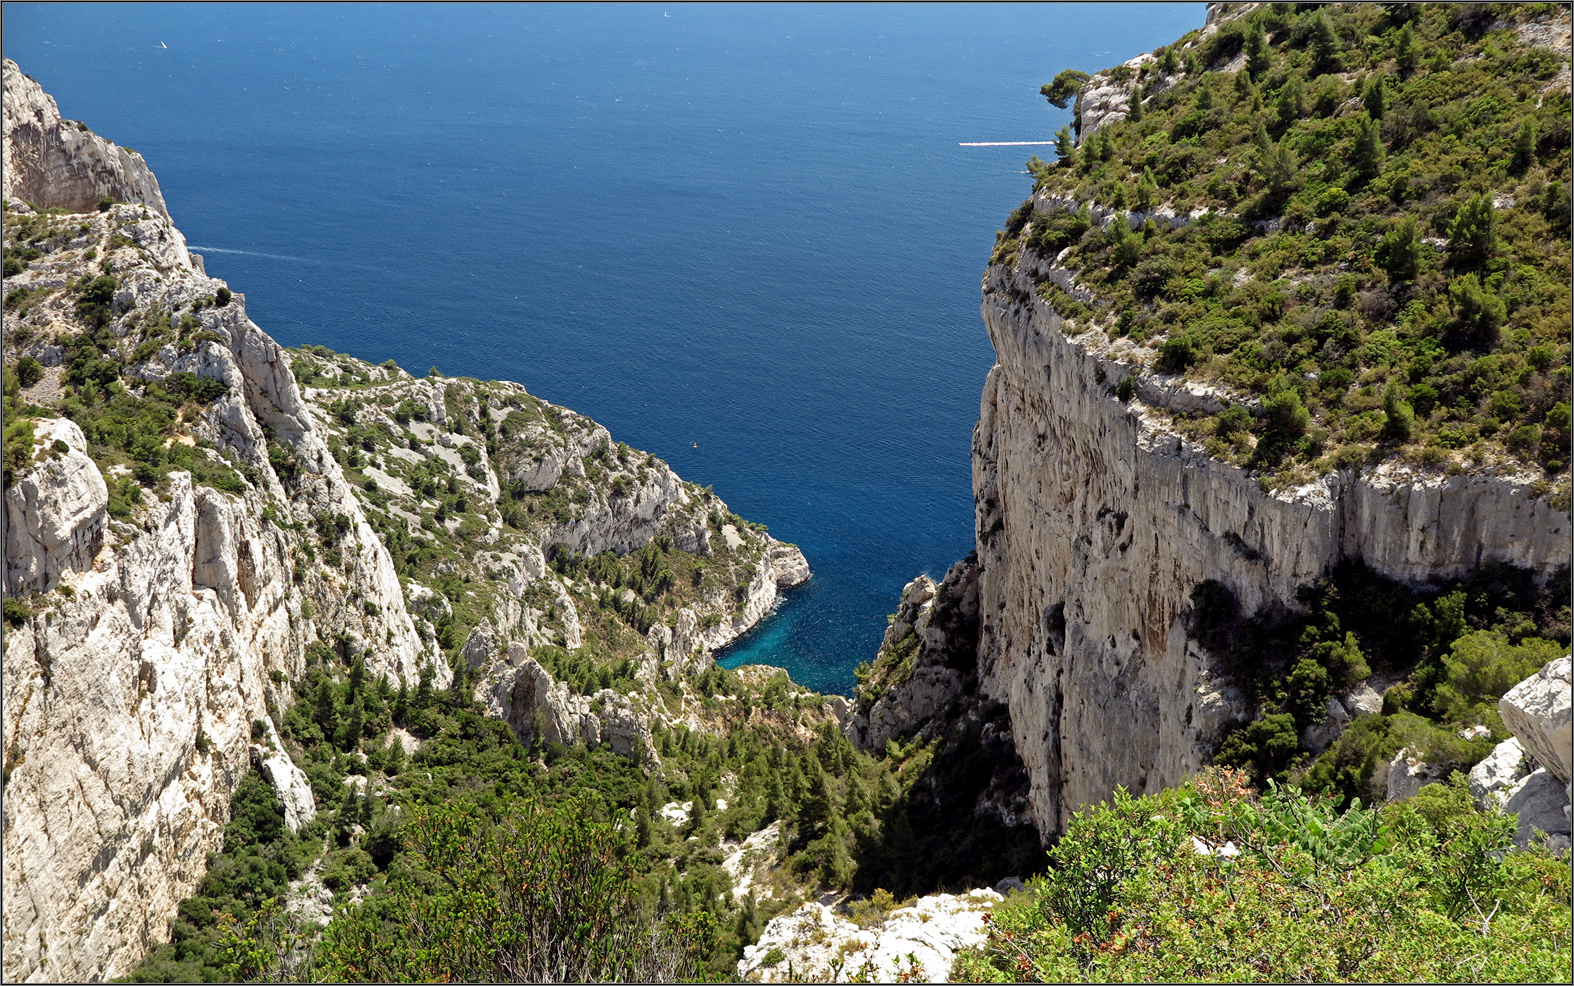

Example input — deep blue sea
[5,3,1203,694]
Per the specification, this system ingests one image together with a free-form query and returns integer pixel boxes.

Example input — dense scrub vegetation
[1191,560,1568,803]
[1004,3,1570,490]
[954,767,1571,983]
[118,650,1042,983]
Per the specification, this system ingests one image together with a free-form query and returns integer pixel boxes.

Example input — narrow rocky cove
[4,2,1572,982]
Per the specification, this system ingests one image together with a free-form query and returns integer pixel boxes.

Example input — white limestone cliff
[1468,656,1574,850]
[478,642,660,764]
[2,61,445,978]
[972,207,1570,841]
[844,556,980,753]
[1499,655,1571,786]
[2,59,170,219]
[4,417,107,594]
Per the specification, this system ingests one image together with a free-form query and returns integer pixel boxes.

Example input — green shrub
[1445,194,1497,272]
[1214,405,1250,438]
[14,357,42,388]
[953,769,1570,985]
[1384,383,1415,440]
[1263,388,1309,437]
[1155,334,1199,374]
[1432,631,1563,728]
[3,417,36,485]
[75,274,118,327]
[3,597,33,628]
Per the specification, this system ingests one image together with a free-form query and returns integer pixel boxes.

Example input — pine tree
[1135,168,1158,211]
[1512,118,1537,174]
[795,763,840,845]
[1352,114,1384,181]
[1362,74,1386,120]
[1376,216,1422,284]
[1234,69,1254,101]
[1395,23,1417,77]
[1275,77,1304,130]
[1244,23,1270,80]
[1310,11,1341,75]
[313,675,339,736]
[1054,125,1076,166]
[687,789,709,838]
[636,805,652,848]
[1446,194,1497,271]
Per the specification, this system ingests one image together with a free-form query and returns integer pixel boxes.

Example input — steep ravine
[0,59,804,983]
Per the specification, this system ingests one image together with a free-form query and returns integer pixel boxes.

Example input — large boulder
[1501,769,1572,851]
[1469,737,1530,809]
[1499,656,1571,785]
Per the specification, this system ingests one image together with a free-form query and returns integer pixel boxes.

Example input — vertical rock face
[2,60,170,218]
[479,643,660,765]
[972,257,1571,839]
[844,556,980,753]
[1473,656,1573,852]
[4,418,108,594]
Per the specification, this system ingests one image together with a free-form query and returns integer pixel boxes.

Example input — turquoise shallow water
[4,3,1204,693]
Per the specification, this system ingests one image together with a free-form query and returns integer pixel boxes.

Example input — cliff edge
[970,4,1571,838]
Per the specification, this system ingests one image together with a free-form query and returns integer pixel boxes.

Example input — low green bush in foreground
[953,768,1571,984]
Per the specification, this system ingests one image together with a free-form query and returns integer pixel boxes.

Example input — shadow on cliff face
[849,697,1046,898]
[845,554,1047,898]
[1191,558,1571,799]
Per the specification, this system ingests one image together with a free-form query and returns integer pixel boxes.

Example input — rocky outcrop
[251,721,317,834]
[288,348,811,737]
[737,890,1001,984]
[1471,657,1573,850]
[698,537,811,652]
[768,540,812,586]
[1300,680,1386,755]
[1377,748,1450,804]
[1499,655,1571,786]
[1500,770,1571,851]
[972,199,1570,841]
[479,644,659,764]
[844,556,979,752]
[3,417,107,595]
[1,66,440,983]
[1470,737,1531,806]
[2,59,169,218]
[4,53,808,985]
